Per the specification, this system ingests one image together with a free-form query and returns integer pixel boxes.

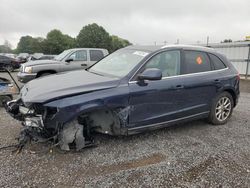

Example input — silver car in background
[17,48,109,83]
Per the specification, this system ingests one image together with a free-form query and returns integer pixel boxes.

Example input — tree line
[0,23,132,54]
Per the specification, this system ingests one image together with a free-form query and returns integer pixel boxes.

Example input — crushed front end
[4,99,93,151]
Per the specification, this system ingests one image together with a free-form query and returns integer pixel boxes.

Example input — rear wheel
[208,92,234,125]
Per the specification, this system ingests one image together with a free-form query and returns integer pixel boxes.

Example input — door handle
[175,85,184,89]
[81,64,87,66]
[214,79,221,83]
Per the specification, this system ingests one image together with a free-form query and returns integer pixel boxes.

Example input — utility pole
[246,44,250,79]
[206,36,210,46]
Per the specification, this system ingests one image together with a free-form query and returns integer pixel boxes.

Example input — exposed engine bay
[4,98,126,152]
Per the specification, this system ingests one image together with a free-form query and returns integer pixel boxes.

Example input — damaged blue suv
[5,45,240,151]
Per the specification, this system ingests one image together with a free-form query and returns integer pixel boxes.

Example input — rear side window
[90,50,104,61]
[183,51,212,74]
[209,54,226,70]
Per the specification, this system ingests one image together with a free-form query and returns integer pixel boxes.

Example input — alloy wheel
[215,97,232,122]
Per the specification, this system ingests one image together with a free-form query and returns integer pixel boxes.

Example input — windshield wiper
[88,70,104,76]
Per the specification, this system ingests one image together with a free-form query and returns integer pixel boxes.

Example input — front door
[65,50,89,71]
[128,50,185,127]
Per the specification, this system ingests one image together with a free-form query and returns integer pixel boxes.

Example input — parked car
[2,53,16,59]
[27,53,44,61]
[17,48,109,83]
[0,77,18,106]
[0,55,21,71]
[16,53,29,63]
[28,54,56,61]
[5,45,240,151]
[37,55,56,60]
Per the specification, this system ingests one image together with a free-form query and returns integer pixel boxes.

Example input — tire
[208,91,234,125]
[0,95,12,107]
[38,72,52,78]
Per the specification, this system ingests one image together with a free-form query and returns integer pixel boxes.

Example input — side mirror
[65,58,74,63]
[138,68,162,81]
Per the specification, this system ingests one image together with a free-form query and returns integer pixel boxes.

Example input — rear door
[179,50,219,114]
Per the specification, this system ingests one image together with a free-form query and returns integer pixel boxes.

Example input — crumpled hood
[23,59,61,67]
[20,70,120,104]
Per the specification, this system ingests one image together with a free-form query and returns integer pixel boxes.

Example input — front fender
[44,85,129,124]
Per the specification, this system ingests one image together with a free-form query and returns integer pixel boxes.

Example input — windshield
[54,49,72,61]
[89,49,149,77]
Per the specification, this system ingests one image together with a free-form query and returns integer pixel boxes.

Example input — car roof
[125,44,216,53]
[124,45,163,52]
[70,48,108,51]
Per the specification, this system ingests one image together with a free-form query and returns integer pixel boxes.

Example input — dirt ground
[0,72,250,187]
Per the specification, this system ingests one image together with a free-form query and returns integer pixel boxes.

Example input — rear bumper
[17,72,37,83]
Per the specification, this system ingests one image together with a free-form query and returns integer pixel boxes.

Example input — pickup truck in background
[17,48,109,83]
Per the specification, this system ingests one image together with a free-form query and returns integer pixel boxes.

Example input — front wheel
[0,95,12,107]
[208,92,234,125]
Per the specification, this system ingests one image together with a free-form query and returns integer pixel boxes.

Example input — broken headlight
[23,116,44,128]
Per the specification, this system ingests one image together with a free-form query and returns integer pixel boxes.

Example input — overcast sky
[0,0,250,48]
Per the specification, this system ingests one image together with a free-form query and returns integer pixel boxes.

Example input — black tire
[208,91,234,125]
[38,72,52,78]
[0,95,12,107]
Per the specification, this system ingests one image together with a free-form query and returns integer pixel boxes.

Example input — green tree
[14,24,131,54]
[16,36,34,53]
[43,29,76,54]
[16,36,44,54]
[76,23,112,51]
[32,37,45,53]
[110,35,131,52]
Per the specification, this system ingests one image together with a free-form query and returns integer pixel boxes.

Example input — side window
[145,50,181,77]
[183,51,212,74]
[90,50,104,61]
[209,54,226,70]
[69,50,87,61]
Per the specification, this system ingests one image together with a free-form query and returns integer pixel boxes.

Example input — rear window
[183,51,212,74]
[209,54,227,70]
[90,50,104,61]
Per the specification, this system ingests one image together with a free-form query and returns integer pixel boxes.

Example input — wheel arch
[36,70,57,77]
[223,88,237,107]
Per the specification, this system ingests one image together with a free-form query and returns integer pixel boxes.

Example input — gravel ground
[0,72,250,187]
